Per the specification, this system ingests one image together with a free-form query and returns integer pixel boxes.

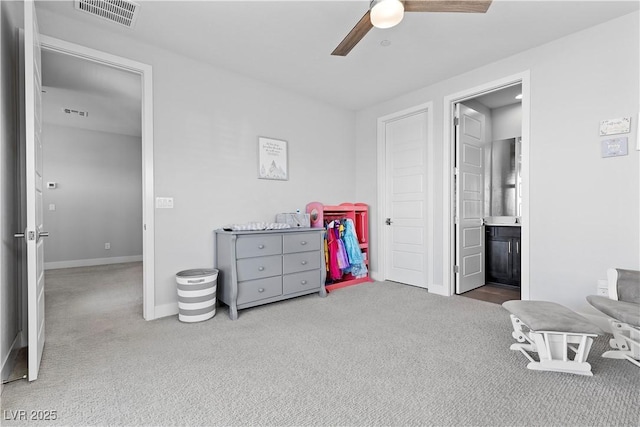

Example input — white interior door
[455,103,486,294]
[24,0,46,381]
[384,111,428,288]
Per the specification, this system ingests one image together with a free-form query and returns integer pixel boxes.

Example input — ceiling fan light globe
[370,0,404,29]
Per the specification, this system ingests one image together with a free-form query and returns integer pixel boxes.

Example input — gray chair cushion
[615,269,640,304]
[586,295,640,328]
[503,300,602,334]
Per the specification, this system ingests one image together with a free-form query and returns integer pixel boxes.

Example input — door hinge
[454,117,459,126]
[454,216,458,224]
[454,265,459,274]
[454,167,459,176]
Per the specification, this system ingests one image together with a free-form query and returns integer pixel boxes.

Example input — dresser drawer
[283,270,321,295]
[283,252,320,274]
[237,276,282,305]
[236,235,282,259]
[283,233,320,254]
[237,255,282,281]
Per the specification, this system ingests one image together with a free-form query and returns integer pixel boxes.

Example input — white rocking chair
[503,300,602,376]
[587,268,640,368]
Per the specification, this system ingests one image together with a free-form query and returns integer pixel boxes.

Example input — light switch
[156,197,174,209]
[48,204,56,211]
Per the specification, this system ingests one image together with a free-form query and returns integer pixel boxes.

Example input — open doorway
[443,72,531,304]
[10,44,150,383]
[37,35,155,322]
[12,28,154,382]
[455,84,522,303]
[41,50,143,271]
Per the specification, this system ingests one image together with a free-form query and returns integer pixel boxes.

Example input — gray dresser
[214,228,326,320]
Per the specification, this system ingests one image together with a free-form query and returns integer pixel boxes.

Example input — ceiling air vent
[63,108,89,118]
[74,0,140,28]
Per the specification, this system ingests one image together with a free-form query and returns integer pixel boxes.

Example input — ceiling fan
[332,0,493,56]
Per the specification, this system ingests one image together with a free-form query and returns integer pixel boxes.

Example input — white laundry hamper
[176,269,218,322]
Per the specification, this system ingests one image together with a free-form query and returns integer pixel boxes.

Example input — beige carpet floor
[1,262,639,426]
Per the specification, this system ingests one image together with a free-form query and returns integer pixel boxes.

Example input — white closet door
[384,110,428,288]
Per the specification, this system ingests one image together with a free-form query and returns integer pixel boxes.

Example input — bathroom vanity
[485,224,521,287]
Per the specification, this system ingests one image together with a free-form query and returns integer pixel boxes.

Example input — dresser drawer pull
[258,266,265,271]
[258,244,265,249]
[300,280,307,285]
[258,288,265,293]
[300,241,307,245]
[300,260,307,265]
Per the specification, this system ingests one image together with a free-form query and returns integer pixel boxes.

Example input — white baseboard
[1,333,22,382]
[154,302,178,320]
[44,255,143,270]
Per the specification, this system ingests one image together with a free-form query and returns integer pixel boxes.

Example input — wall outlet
[48,204,56,211]
[597,279,608,296]
[105,243,111,250]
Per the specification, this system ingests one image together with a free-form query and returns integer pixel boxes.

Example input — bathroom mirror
[485,137,521,217]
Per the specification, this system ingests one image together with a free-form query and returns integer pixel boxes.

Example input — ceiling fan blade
[404,0,492,13]
[331,11,374,56]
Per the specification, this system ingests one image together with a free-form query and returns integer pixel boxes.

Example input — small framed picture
[599,117,631,136]
[258,137,288,180]
[601,137,628,158]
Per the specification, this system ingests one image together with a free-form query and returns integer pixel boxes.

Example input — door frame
[442,71,530,298]
[376,101,434,288]
[39,35,156,320]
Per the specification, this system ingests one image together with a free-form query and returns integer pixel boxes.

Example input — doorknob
[13,230,49,240]
[385,218,392,225]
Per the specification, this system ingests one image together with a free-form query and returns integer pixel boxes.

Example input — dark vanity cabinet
[485,226,521,287]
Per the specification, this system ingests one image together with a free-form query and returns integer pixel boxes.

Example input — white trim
[441,71,531,298]
[376,102,434,288]
[38,35,156,320]
[154,302,179,319]
[44,255,143,270]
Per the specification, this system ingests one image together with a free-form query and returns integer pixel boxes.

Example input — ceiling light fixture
[515,93,523,100]
[370,0,404,29]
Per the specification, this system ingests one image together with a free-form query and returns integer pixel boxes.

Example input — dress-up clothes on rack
[325,218,368,281]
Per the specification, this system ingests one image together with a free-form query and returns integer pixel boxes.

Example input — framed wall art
[258,137,288,180]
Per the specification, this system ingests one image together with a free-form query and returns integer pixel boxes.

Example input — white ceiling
[36,0,639,111]
[42,49,142,136]
[473,83,521,109]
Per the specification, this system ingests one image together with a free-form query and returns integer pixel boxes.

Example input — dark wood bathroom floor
[461,284,520,305]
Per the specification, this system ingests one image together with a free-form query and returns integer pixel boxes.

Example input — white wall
[35,7,356,312]
[356,11,640,310]
[29,6,640,317]
[42,124,142,268]
[0,0,23,381]
[487,102,521,217]
[492,103,522,141]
